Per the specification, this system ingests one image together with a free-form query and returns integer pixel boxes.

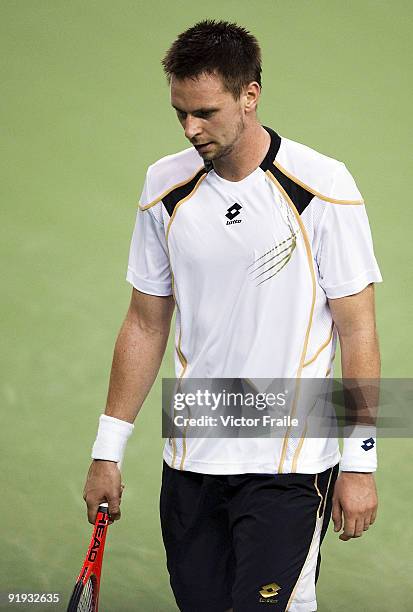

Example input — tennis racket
[67,502,110,612]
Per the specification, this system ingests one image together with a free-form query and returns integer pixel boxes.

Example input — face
[170,72,248,162]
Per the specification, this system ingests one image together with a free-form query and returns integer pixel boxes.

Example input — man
[83,20,382,611]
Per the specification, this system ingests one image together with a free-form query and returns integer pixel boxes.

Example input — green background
[1,1,412,610]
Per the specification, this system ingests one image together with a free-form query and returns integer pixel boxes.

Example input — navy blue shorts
[160,461,339,611]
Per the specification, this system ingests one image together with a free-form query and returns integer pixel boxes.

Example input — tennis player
[83,20,382,611]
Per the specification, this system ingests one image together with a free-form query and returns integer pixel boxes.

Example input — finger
[86,501,99,525]
[353,518,364,538]
[331,498,342,532]
[363,517,370,531]
[340,515,356,541]
[370,508,377,524]
[107,497,121,522]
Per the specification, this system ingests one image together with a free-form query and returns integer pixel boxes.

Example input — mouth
[194,142,213,153]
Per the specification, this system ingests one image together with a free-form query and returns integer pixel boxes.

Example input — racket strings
[78,577,96,612]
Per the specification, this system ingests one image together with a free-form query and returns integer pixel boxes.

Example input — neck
[212,122,270,182]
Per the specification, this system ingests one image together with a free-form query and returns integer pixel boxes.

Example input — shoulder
[141,146,206,209]
[276,135,363,203]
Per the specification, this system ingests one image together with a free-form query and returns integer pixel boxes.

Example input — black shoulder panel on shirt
[268,165,315,215]
[260,126,282,171]
[261,126,315,215]
[162,168,207,217]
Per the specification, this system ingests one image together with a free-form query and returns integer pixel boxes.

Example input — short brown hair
[162,20,262,99]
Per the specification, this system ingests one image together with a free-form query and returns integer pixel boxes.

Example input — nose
[184,115,202,141]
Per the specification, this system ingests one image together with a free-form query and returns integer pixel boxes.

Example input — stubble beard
[203,115,246,162]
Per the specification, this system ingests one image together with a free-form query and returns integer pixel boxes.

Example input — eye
[176,109,187,121]
[196,111,213,119]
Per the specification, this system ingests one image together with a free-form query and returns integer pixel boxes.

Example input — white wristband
[340,425,377,472]
[91,414,134,464]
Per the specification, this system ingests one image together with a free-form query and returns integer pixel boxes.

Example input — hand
[83,460,125,524]
[331,472,377,541]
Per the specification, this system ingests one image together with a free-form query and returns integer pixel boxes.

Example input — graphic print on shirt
[247,189,300,286]
[248,232,297,285]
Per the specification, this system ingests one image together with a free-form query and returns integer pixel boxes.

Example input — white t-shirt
[127,127,382,475]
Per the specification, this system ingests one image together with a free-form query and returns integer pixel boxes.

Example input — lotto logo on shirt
[225,202,242,225]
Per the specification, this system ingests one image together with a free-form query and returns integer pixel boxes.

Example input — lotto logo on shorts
[259,582,281,604]
[361,437,375,451]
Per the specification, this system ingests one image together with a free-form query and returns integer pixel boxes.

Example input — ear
[243,81,261,114]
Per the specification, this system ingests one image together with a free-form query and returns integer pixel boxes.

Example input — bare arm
[329,283,380,379]
[83,288,175,523]
[328,283,380,540]
[105,287,175,422]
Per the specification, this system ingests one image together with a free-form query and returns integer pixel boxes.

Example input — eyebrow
[171,104,219,114]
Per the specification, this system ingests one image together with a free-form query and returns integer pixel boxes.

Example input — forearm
[340,330,380,379]
[104,310,171,424]
[339,329,380,426]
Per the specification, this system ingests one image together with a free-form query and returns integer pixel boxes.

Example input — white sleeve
[316,163,383,299]
[126,171,173,297]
